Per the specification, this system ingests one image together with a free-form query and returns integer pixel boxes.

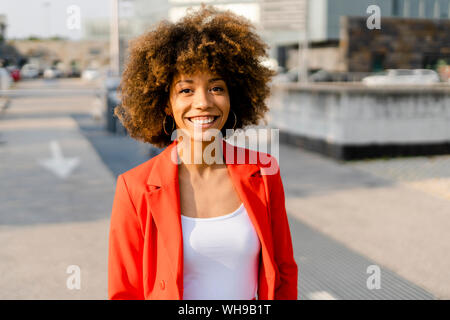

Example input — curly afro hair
[115,4,275,148]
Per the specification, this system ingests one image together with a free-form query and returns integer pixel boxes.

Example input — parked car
[309,69,333,82]
[81,68,100,81]
[67,66,81,78]
[21,64,40,79]
[0,67,12,90]
[272,68,337,83]
[43,67,63,79]
[362,69,440,86]
[6,66,21,82]
[272,68,300,83]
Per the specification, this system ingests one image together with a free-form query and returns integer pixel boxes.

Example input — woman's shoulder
[118,153,161,189]
[229,143,280,176]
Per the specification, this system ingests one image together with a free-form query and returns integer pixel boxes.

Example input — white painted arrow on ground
[38,140,80,179]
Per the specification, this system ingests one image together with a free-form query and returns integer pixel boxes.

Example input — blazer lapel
[145,138,276,300]
[145,141,183,299]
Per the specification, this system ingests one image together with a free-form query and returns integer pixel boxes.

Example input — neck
[175,136,224,177]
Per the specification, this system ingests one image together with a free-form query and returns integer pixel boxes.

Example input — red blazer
[108,138,298,300]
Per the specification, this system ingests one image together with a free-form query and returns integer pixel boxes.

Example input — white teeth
[190,117,215,124]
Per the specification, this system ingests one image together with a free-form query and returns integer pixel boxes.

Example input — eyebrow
[175,78,224,86]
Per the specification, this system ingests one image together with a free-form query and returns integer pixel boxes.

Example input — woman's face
[166,71,231,141]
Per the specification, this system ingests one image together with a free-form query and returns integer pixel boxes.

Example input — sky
[0,0,111,39]
[1,0,261,40]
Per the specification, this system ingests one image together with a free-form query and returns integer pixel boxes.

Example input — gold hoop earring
[231,110,237,130]
[163,114,175,135]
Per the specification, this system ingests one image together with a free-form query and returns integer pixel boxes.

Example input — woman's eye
[179,87,224,94]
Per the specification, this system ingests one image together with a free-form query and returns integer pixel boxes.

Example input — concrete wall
[267,83,450,159]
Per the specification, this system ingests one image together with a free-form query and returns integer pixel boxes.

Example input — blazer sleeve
[268,158,298,300]
[108,174,145,300]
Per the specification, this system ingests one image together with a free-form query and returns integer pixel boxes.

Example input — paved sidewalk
[0,82,113,299]
[280,144,449,299]
[0,79,155,299]
[349,155,450,201]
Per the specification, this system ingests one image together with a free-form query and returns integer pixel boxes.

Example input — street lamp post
[403,0,410,17]
[110,0,120,77]
[298,0,309,83]
[43,1,51,38]
[419,0,425,18]
[433,0,440,19]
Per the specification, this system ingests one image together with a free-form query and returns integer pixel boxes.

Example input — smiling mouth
[186,116,220,127]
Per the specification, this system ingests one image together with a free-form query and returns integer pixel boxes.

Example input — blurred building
[265,0,450,73]
[342,16,450,72]
[0,9,108,72]
[0,14,6,43]
[84,0,169,40]
[75,0,450,77]
[0,14,26,67]
[83,0,169,75]
[12,39,109,73]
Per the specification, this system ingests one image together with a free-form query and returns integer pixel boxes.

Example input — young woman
[108,5,298,300]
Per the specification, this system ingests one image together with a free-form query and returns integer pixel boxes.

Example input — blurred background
[0,0,449,300]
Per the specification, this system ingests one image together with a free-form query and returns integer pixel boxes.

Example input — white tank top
[181,203,261,300]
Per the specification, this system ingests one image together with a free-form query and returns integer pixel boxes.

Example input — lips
[186,115,220,128]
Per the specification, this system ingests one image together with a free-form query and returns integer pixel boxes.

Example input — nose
[192,88,210,109]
